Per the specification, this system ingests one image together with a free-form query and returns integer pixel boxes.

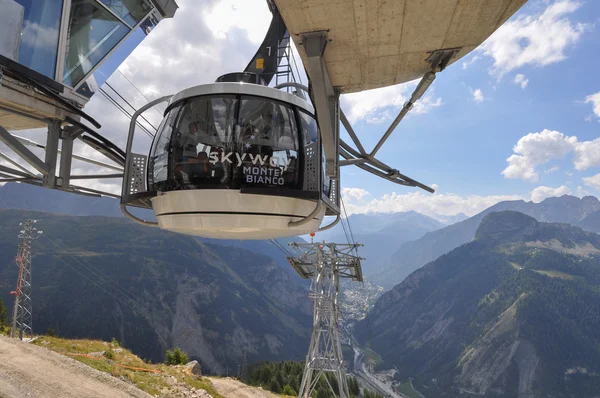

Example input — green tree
[282,385,297,396]
[165,347,189,365]
[0,299,8,329]
[269,378,282,394]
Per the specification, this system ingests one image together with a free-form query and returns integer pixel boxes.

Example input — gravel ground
[0,335,152,398]
[208,377,280,398]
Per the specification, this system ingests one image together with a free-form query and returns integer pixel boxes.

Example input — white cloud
[530,185,571,202]
[573,138,600,171]
[472,88,484,103]
[204,0,272,44]
[514,74,529,88]
[585,92,600,118]
[479,0,588,77]
[342,188,369,201]
[342,186,523,220]
[341,81,442,124]
[502,129,577,181]
[577,185,591,197]
[545,165,560,174]
[462,55,480,69]
[583,173,600,189]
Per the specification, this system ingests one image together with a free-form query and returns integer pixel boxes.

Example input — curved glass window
[148,103,181,189]
[236,96,299,189]
[148,94,311,194]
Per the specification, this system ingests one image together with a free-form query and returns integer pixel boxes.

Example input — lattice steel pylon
[288,241,363,398]
[10,219,42,340]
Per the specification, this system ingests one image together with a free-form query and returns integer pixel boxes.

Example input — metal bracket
[300,30,338,179]
[427,47,461,72]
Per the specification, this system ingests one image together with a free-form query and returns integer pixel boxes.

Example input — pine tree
[0,299,8,329]
[283,384,297,396]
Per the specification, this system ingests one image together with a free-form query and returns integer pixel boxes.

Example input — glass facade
[15,0,64,78]
[11,0,156,90]
[62,0,130,87]
[99,0,152,27]
[148,95,319,195]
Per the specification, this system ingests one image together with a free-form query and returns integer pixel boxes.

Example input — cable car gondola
[120,72,339,239]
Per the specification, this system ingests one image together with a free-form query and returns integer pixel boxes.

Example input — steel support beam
[58,126,85,188]
[0,150,35,176]
[301,31,338,179]
[370,71,436,157]
[340,111,366,156]
[70,173,123,179]
[0,126,48,175]
[43,120,61,186]
[0,164,36,178]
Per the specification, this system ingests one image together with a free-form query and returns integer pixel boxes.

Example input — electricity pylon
[10,219,42,340]
[288,241,363,398]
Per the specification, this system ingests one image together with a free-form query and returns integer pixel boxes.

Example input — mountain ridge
[372,195,600,288]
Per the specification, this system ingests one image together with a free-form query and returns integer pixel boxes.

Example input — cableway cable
[104,81,159,132]
[116,69,166,117]
[37,231,171,325]
[97,87,155,140]
[33,238,170,325]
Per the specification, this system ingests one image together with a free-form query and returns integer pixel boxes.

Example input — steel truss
[300,31,461,194]
[10,219,42,340]
[288,242,363,398]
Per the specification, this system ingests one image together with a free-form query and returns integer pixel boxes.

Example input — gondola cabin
[121,73,339,239]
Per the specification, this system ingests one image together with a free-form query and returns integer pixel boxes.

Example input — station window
[14,0,64,79]
[62,0,130,87]
[99,0,152,27]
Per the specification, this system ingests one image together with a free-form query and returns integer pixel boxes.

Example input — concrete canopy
[275,0,528,93]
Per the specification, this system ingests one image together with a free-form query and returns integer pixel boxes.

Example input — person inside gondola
[188,151,212,182]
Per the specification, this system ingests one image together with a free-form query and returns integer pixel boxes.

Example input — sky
[2,0,600,222]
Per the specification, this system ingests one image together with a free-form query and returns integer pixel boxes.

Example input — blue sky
[334,0,600,217]
[11,0,595,220]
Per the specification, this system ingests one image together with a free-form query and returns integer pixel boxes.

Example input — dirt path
[0,335,152,398]
[208,377,280,398]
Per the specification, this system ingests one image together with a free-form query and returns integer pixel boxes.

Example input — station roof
[275,0,527,93]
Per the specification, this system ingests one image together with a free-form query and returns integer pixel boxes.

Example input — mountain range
[0,208,312,374]
[372,195,600,289]
[315,211,445,276]
[355,211,600,397]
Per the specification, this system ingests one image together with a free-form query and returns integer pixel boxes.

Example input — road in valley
[350,339,407,398]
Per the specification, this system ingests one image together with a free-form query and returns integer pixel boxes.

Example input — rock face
[184,360,202,376]
[373,195,600,289]
[355,211,600,397]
